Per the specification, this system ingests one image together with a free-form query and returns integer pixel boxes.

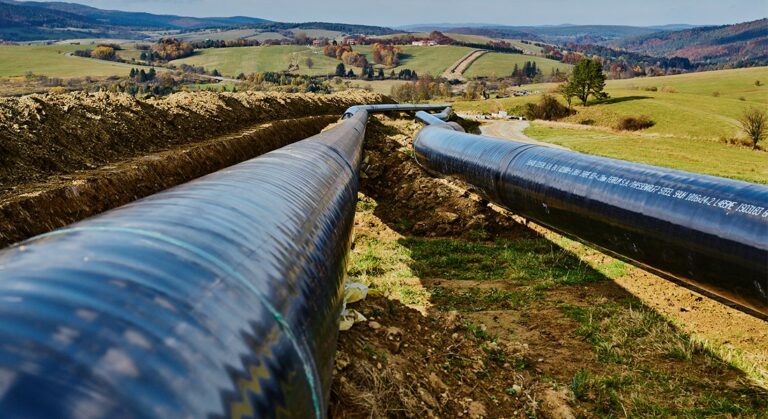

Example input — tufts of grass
[571,369,591,400]
[401,237,605,286]
[560,299,715,366]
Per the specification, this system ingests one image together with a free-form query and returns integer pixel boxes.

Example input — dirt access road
[442,49,487,80]
[479,119,568,149]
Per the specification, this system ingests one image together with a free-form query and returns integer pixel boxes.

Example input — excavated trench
[0,115,335,246]
[0,90,388,246]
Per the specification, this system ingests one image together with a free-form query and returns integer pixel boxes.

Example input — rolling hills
[612,18,768,65]
[0,0,395,41]
[170,44,568,78]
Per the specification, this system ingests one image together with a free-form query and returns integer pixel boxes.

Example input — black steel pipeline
[0,104,448,418]
[415,107,452,123]
[413,125,768,317]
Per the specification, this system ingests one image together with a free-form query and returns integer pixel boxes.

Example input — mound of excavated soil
[0,90,389,191]
[360,115,526,240]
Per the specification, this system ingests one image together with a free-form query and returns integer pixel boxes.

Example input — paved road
[479,120,568,149]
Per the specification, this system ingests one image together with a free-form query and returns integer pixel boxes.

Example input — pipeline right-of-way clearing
[0,100,765,418]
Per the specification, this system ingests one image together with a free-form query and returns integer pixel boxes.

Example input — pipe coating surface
[414,125,768,317]
[0,104,447,418]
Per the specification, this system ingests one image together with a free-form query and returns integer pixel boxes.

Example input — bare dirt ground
[330,115,768,418]
[0,90,388,246]
[0,90,388,190]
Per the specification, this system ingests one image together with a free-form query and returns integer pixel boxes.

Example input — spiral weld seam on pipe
[0,103,450,419]
[413,124,768,319]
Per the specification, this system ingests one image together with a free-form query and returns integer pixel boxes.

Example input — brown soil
[330,115,768,418]
[0,90,389,191]
[0,115,336,247]
[360,116,526,240]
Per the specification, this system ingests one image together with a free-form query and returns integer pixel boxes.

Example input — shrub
[523,94,573,121]
[712,91,720,97]
[642,86,658,92]
[616,115,655,131]
[739,108,767,150]
[661,86,678,93]
[90,46,116,61]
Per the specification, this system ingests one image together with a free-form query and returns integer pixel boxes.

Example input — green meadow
[453,67,768,183]
[0,44,149,78]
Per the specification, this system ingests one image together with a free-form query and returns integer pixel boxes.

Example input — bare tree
[739,108,767,150]
[305,57,314,69]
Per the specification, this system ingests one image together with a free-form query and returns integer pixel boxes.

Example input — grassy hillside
[171,45,477,77]
[525,124,768,184]
[357,45,475,76]
[453,67,768,184]
[172,45,339,76]
[463,52,570,78]
[171,44,564,78]
[0,44,148,78]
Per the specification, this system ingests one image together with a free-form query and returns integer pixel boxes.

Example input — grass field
[463,52,570,78]
[357,45,476,76]
[526,124,768,184]
[0,45,150,78]
[171,45,340,76]
[453,67,768,184]
[171,44,478,77]
[444,33,545,55]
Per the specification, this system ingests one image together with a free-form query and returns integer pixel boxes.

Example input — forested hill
[0,0,269,29]
[611,18,768,65]
[0,0,396,41]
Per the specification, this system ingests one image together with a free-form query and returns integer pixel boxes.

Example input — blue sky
[72,0,767,26]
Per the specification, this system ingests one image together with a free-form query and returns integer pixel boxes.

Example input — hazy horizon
[28,0,768,27]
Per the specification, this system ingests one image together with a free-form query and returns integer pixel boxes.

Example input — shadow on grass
[590,95,651,105]
[358,197,768,415]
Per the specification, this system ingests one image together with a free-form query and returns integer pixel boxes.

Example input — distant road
[479,120,568,149]
[442,49,487,80]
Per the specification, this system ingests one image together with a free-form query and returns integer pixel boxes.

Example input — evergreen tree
[139,69,147,82]
[335,63,346,77]
[148,67,156,80]
[566,58,608,106]
[129,68,136,78]
[378,68,385,79]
